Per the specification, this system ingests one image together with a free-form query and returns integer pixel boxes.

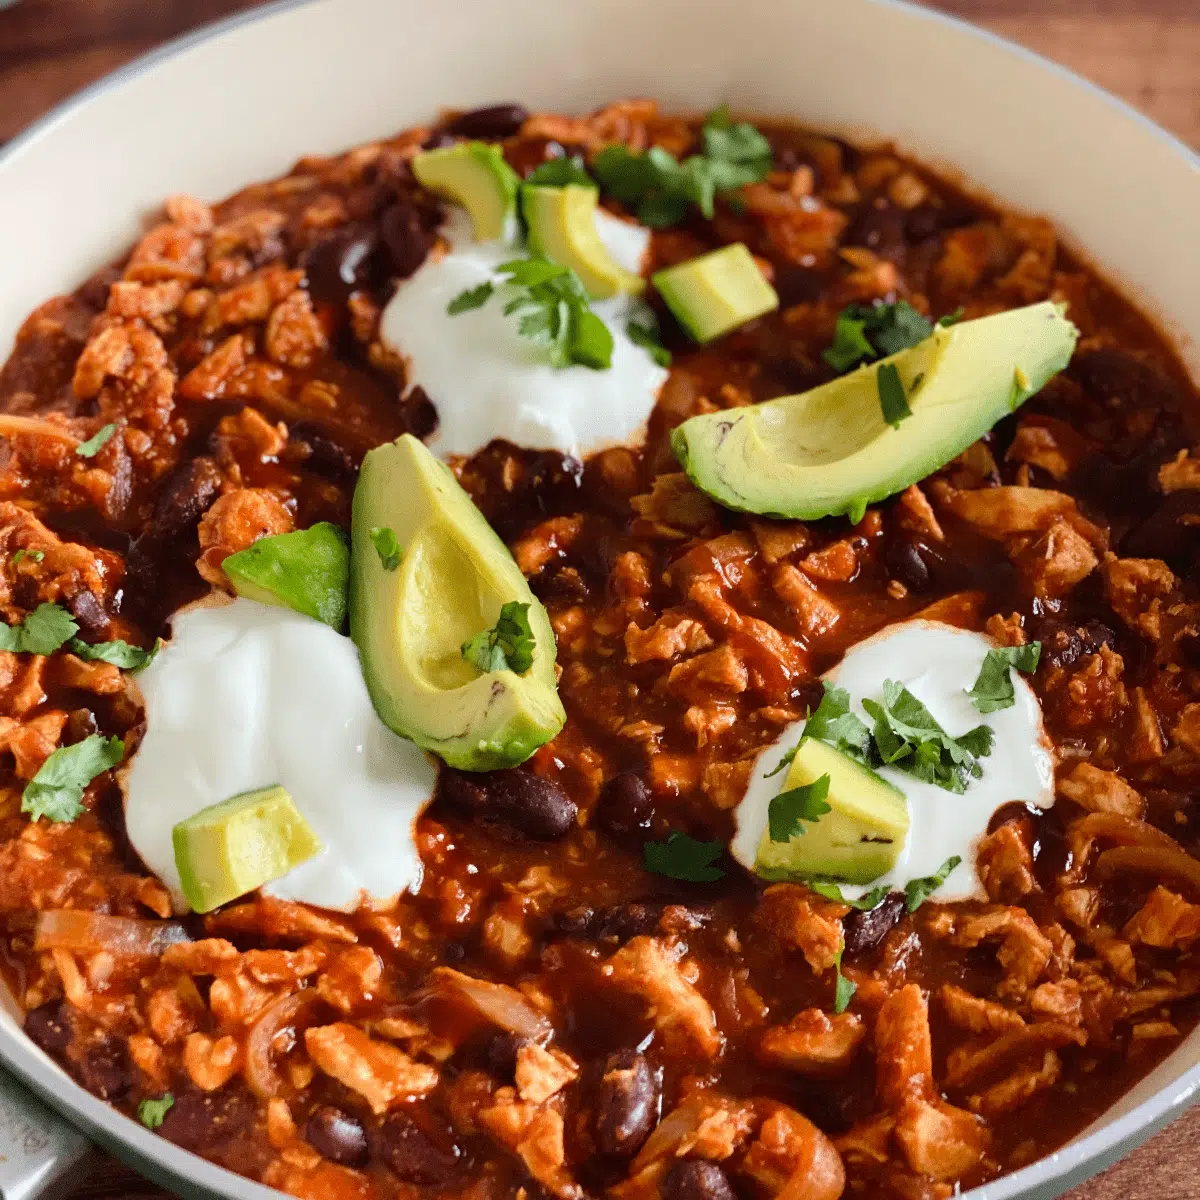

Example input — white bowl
[0,1,1197,1198]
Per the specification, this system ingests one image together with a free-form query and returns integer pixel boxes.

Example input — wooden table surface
[0,0,1197,1196]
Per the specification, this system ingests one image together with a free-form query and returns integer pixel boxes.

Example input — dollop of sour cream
[122,597,436,913]
[733,621,1056,901]
[379,208,669,460]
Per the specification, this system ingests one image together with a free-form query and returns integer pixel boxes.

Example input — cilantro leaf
[369,527,402,571]
[11,549,43,566]
[823,301,940,374]
[0,603,79,656]
[570,309,615,371]
[904,855,962,912]
[461,601,536,675]
[643,831,725,882]
[823,313,875,372]
[68,636,157,671]
[938,308,964,327]
[447,282,495,314]
[525,157,594,188]
[138,1093,174,1129]
[833,942,856,1014]
[75,423,117,458]
[768,774,832,843]
[877,363,911,429]
[626,320,672,367]
[22,733,124,823]
[966,642,1042,714]
[803,683,872,758]
[701,106,774,191]
[805,880,891,911]
[764,744,798,779]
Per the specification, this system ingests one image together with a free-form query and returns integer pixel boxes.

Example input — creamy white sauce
[733,621,1056,902]
[122,597,436,913]
[379,207,668,460]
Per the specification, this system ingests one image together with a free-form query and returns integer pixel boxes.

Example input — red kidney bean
[66,589,112,639]
[595,1049,660,1156]
[842,892,907,957]
[307,1106,368,1167]
[375,1112,462,1185]
[304,224,380,305]
[597,772,654,840]
[380,201,434,280]
[77,1036,132,1100]
[442,104,529,140]
[663,1160,737,1200]
[24,1001,72,1057]
[401,386,440,440]
[160,1084,258,1152]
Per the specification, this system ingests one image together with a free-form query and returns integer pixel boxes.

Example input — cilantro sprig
[447,257,613,370]
[833,941,856,1014]
[904,855,962,912]
[768,773,832,843]
[876,363,912,429]
[823,301,959,373]
[643,831,725,882]
[805,880,892,911]
[591,107,772,229]
[461,601,536,675]
[967,643,1042,714]
[138,1094,174,1129]
[22,733,124,824]
[626,320,672,367]
[802,684,872,759]
[68,637,158,671]
[0,603,78,656]
[803,857,961,914]
[525,157,594,188]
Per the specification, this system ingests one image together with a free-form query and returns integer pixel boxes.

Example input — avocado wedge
[349,434,565,771]
[412,141,520,242]
[671,301,1078,521]
[522,184,645,300]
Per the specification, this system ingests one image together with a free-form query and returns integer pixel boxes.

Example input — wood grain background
[0,0,1196,1196]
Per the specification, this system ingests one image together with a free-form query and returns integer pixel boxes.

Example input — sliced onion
[430,967,552,1042]
[0,415,80,446]
[1095,845,1200,894]
[244,989,321,1100]
[1070,812,1179,849]
[34,910,190,958]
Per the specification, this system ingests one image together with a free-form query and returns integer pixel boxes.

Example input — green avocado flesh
[756,739,909,884]
[222,522,349,630]
[652,243,779,343]
[521,184,645,300]
[173,785,322,914]
[411,142,519,241]
[349,434,565,771]
[672,301,1078,521]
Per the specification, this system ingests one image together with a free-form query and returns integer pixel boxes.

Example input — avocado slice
[173,785,323,914]
[652,243,779,343]
[349,434,565,771]
[412,141,520,242]
[671,301,1077,521]
[522,184,645,299]
[755,739,909,884]
[222,522,349,630]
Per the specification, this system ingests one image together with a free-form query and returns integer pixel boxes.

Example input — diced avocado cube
[173,785,323,914]
[222,522,349,630]
[411,141,520,242]
[755,738,909,884]
[349,434,565,771]
[671,300,1078,521]
[521,184,645,300]
[652,243,778,343]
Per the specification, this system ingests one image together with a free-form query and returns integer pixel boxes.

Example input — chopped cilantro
[446,282,494,314]
[10,549,44,566]
[862,680,993,794]
[461,601,536,675]
[0,603,79,656]
[138,1093,174,1129]
[805,880,891,911]
[768,773,832,843]
[833,942,856,1013]
[525,156,594,188]
[764,743,798,779]
[803,683,872,759]
[68,636,157,671]
[75,423,116,458]
[591,107,772,228]
[938,308,965,327]
[904,856,962,912]
[967,642,1042,713]
[877,363,911,429]
[449,256,613,370]
[823,300,964,373]
[643,831,725,882]
[369,527,402,571]
[626,320,672,367]
[823,312,876,372]
[21,733,124,824]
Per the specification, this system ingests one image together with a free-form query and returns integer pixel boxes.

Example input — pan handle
[0,1068,92,1200]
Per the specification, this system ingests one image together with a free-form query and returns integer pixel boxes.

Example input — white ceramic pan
[0,1,1197,1196]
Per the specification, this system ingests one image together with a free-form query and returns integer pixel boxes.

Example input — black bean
[160,1084,257,1152]
[553,902,708,942]
[1069,347,1185,410]
[380,201,434,280]
[843,892,907,957]
[375,1112,461,1185]
[595,1049,659,1157]
[597,773,654,840]
[884,536,935,592]
[144,456,223,544]
[1121,492,1200,566]
[307,1106,368,1167]
[485,1031,529,1080]
[402,386,440,440]
[771,264,824,308]
[443,104,529,140]
[423,130,457,151]
[65,708,99,743]
[77,1036,132,1100]
[288,421,359,481]
[66,589,112,639]
[24,1001,72,1057]
[438,768,577,840]
[847,200,905,258]
[304,224,380,305]
[904,201,972,242]
[1028,617,1116,670]
[663,1160,737,1200]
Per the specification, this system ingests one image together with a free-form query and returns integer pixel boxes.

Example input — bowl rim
[0,2,1197,1199]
